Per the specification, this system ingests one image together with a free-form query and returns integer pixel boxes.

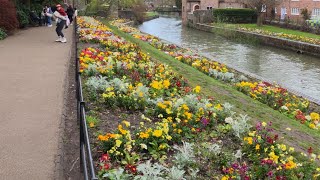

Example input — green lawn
[102,19,320,156]
[220,23,320,40]
[144,11,159,18]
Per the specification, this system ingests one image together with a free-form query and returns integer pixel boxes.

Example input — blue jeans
[46,16,52,25]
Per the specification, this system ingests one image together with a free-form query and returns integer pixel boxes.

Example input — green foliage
[17,10,29,27]
[301,8,311,21]
[0,28,7,40]
[213,8,257,23]
[175,0,182,9]
[16,2,30,27]
[101,168,132,179]
[86,0,111,15]
[134,160,166,180]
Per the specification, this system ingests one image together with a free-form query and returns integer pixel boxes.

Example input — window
[275,7,277,14]
[291,8,299,15]
[261,4,266,12]
[313,8,320,16]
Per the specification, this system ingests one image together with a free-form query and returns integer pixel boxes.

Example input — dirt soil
[60,37,82,180]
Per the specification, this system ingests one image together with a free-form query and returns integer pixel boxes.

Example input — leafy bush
[301,8,311,21]
[0,28,7,40]
[213,8,257,23]
[0,0,19,34]
[17,10,29,27]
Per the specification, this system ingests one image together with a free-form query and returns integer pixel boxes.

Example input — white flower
[225,117,233,124]
[140,143,147,150]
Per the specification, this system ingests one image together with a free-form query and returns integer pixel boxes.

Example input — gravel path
[0,26,73,180]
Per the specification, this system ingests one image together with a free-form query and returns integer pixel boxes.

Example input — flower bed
[109,20,320,131]
[77,16,320,179]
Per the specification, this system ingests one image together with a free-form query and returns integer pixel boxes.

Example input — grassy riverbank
[214,23,320,40]
[102,19,320,155]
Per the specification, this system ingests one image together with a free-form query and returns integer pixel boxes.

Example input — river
[138,16,320,101]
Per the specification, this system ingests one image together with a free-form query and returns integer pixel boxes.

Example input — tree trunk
[257,13,263,26]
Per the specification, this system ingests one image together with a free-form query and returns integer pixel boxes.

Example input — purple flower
[267,171,273,177]
[201,117,209,126]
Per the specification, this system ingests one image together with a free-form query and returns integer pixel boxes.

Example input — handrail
[75,17,98,180]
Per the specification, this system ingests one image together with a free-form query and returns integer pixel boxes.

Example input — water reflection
[139,16,320,100]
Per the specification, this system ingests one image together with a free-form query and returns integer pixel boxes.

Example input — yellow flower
[150,80,162,90]
[159,143,167,150]
[177,129,182,134]
[122,120,130,127]
[289,147,295,152]
[193,86,201,93]
[262,122,267,127]
[166,135,172,140]
[269,151,279,163]
[280,144,287,151]
[184,112,192,120]
[89,122,95,128]
[221,175,229,180]
[310,112,319,120]
[284,160,297,169]
[244,137,253,145]
[153,129,163,137]
[118,124,128,135]
[115,140,122,147]
[309,123,316,129]
[256,144,260,150]
[139,132,149,139]
[214,104,223,111]
[163,79,170,89]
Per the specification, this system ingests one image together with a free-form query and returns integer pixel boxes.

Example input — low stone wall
[118,10,135,20]
[187,10,213,25]
[193,23,320,57]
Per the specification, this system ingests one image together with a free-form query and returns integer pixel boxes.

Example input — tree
[240,0,282,26]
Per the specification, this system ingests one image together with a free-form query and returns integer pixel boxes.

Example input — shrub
[213,8,257,23]
[301,8,311,21]
[0,28,7,40]
[17,10,29,28]
[132,0,147,24]
[0,0,19,33]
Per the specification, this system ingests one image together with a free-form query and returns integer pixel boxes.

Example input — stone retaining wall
[192,23,320,58]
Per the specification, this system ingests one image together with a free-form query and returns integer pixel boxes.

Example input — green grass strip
[101,19,320,154]
[219,23,320,40]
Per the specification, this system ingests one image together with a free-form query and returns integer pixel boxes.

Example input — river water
[138,16,320,101]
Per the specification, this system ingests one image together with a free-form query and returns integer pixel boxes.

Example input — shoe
[55,36,62,42]
[48,24,52,27]
[61,37,67,43]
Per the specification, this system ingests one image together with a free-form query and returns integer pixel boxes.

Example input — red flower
[308,147,313,154]
[101,153,109,161]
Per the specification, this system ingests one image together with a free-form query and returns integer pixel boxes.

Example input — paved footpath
[0,26,73,179]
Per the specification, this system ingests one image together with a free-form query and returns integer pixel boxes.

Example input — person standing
[66,5,74,25]
[45,5,53,27]
[47,4,67,43]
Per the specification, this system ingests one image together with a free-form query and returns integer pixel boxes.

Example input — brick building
[272,0,320,21]
[182,0,320,25]
[182,0,245,24]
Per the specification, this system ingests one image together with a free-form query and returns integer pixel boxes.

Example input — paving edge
[53,33,75,180]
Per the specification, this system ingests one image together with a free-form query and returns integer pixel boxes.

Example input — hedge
[213,8,257,23]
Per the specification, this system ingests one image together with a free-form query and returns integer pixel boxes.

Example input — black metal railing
[75,17,98,180]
